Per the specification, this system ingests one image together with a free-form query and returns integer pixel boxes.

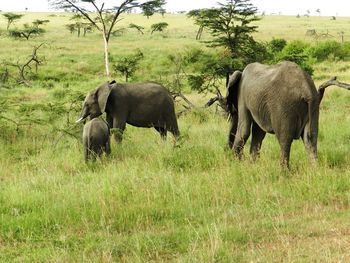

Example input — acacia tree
[150,22,168,34]
[191,0,260,63]
[32,19,50,28]
[112,49,144,82]
[9,24,45,40]
[187,0,269,109]
[49,0,165,77]
[188,1,265,86]
[129,23,144,34]
[2,13,24,30]
[187,9,205,40]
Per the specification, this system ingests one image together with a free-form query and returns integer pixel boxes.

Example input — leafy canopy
[2,13,24,30]
[112,49,144,82]
[188,0,260,65]
[150,22,168,34]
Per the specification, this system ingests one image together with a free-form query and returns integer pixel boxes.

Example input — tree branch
[171,92,196,109]
[106,0,134,41]
[59,0,102,31]
[319,76,350,101]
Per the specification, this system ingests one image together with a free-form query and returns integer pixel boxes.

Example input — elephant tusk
[76,117,85,123]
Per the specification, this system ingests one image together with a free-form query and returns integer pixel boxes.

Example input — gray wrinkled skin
[82,118,111,162]
[227,61,320,167]
[78,81,179,142]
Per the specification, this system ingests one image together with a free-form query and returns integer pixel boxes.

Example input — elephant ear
[96,82,112,113]
[226,71,242,116]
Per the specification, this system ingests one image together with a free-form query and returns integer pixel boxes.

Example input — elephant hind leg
[154,127,167,140]
[302,128,317,165]
[276,122,296,168]
[233,110,252,159]
[167,117,180,140]
[169,125,180,140]
[277,136,293,168]
[250,122,266,160]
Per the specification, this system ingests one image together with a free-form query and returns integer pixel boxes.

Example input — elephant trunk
[76,107,89,123]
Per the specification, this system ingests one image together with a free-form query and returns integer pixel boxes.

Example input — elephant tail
[305,98,319,148]
[226,71,242,116]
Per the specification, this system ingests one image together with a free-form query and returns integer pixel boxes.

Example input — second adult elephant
[226,61,350,167]
[77,81,180,141]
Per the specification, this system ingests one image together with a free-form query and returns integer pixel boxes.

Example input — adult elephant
[77,81,180,141]
[226,61,350,167]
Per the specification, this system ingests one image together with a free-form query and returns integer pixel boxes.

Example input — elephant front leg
[112,118,126,143]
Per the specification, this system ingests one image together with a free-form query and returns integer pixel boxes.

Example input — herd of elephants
[77,61,350,167]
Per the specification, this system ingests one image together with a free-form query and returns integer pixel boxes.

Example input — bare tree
[4,43,45,86]
[49,0,165,77]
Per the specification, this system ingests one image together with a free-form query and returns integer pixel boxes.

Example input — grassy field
[0,12,350,262]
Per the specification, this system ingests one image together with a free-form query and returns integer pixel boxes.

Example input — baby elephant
[82,118,111,162]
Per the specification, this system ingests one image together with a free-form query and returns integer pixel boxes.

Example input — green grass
[0,13,350,262]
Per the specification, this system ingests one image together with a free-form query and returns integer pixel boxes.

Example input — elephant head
[76,81,113,123]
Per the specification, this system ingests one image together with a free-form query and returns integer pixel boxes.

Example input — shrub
[269,38,287,53]
[309,41,350,61]
[112,49,144,82]
[275,40,314,75]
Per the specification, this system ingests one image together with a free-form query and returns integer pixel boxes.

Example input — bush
[309,41,350,61]
[269,38,287,53]
[186,49,233,93]
[112,49,144,82]
[275,40,314,75]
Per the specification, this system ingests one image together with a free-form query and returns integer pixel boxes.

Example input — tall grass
[0,13,350,262]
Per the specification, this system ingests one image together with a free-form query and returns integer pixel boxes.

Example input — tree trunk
[103,34,110,78]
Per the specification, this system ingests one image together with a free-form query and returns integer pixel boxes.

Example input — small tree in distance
[32,19,50,28]
[129,23,145,34]
[187,9,205,40]
[49,0,166,78]
[151,22,168,34]
[112,50,144,82]
[3,13,24,30]
[9,24,45,40]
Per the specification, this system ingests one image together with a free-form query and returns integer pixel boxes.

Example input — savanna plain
[0,13,350,262]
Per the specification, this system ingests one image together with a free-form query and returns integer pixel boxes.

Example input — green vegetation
[9,23,45,40]
[112,49,144,82]
[2,12,24,30]
[150,21,169,34]
[0,12,350,262]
